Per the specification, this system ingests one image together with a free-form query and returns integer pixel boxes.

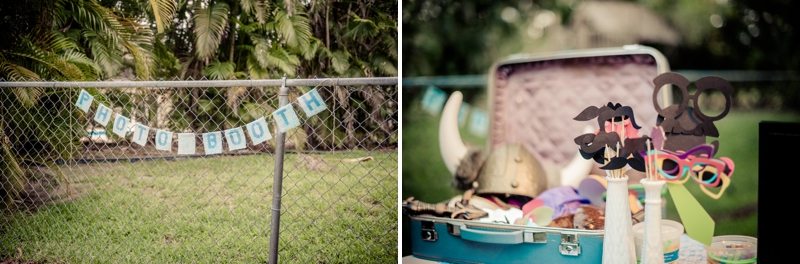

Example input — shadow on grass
[2,151,397,263]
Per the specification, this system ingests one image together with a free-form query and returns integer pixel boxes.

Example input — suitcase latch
[523,231,547,243]
[421,221,437,242]
[559,233,581,256]
[446,223,460,236]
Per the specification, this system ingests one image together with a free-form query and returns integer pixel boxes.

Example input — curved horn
[560,125,596,188]
[439,91,469,175]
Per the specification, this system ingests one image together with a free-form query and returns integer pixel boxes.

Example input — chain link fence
[0,77,398,263]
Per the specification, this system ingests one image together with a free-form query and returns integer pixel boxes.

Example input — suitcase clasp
[421,221,438,242]
[559,233,581,256]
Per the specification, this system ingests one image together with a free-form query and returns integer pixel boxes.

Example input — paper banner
[421,86,447,115]
[75,89,93,113]
[272,104,300,133]
[458,103,470,127]
[469,108,488,136]
[155,130,173,151]
[94,104,113,126]
[74,85,337,151]
[225,127,247,151]
[177,133,195,155]
[246,117,272,145]
[667,183,715,246]
[298,88,328,117]
[203,132,222,155]
[112,115,130,138]
[132,124,149,147]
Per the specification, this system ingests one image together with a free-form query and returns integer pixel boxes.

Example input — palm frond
[86,31,124,76]
[330,50,350,74]
[266,46,299,76]
[149,0,178,33]
[344,57,366,77]
[249,35,271,69]
[116,16,155,78]
[283,0,296,16]
[302,37,323,61]
[58,0,155,78]
[10,87,46,108]
[49,31,81,53]
[246,55,269,79]
[374,9,398,32]
[1,64,41,81]
[344,13,379,40]
[383,36,397,60]
[9,46,69,80]
[275,10,311,50]
[0,53,42,81]
[193,2,230,59]
[61,50,102,79]
[370,55,397,76]
[203,60,236,80]
[153,35,182,77]
[240,0,269,24]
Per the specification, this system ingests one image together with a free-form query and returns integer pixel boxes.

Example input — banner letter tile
[203,132,222,155]
[112,115,130,138]
[225,127,247,151]
[246,117,272,145]
[155,130,173,151]
[298,88,328,117]
[132,124,150,147]
[272,104,300,133]
[75,89,94,113]
[94,104,113,126]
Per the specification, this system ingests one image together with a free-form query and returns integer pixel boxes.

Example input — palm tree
[180,0,313,131]
[0,0,157,211]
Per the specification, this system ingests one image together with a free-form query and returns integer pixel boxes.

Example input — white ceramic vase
[640,178,666,264]
[602,174,637,264]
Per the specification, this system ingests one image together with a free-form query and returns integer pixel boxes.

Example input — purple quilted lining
[490,54,660,168]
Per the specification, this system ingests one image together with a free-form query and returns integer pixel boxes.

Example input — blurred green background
[401,0,800,257]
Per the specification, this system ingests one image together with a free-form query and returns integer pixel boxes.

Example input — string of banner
[74,87,328,155]
[421,86,488,136]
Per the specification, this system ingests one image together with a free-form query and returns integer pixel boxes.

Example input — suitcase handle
[458,225,524,244]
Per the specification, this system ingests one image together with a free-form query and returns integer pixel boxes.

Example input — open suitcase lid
[486,45,673,174]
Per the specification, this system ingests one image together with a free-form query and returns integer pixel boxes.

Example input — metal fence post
[269,75,289,264]
[1,77,398,262]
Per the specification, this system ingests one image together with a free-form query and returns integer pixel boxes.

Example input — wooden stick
[619,121,625,147]
[644,138,655,181]
[651,141,657,181]
[619,145,623,179]
[604,144,611,178]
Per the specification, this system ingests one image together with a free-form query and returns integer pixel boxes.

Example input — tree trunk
[229,3,238,63]
[156,89,175,130]
[190,87,199,131]
[326,0,330,51]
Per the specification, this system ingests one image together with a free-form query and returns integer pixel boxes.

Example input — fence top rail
[0,77,398,88]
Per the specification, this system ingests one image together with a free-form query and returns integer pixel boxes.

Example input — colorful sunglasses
[640,145,734,199]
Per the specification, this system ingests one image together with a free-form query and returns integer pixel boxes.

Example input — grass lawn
[402,101,800,255]
[1,151,398,263]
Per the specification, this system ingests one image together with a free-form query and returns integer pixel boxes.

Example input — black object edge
[758,121,800,264]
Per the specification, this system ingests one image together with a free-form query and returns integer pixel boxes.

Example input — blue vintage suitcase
[405,45,672,263]
[410,216,604,264]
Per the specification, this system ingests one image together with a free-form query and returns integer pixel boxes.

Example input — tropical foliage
[0,0,397,211]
